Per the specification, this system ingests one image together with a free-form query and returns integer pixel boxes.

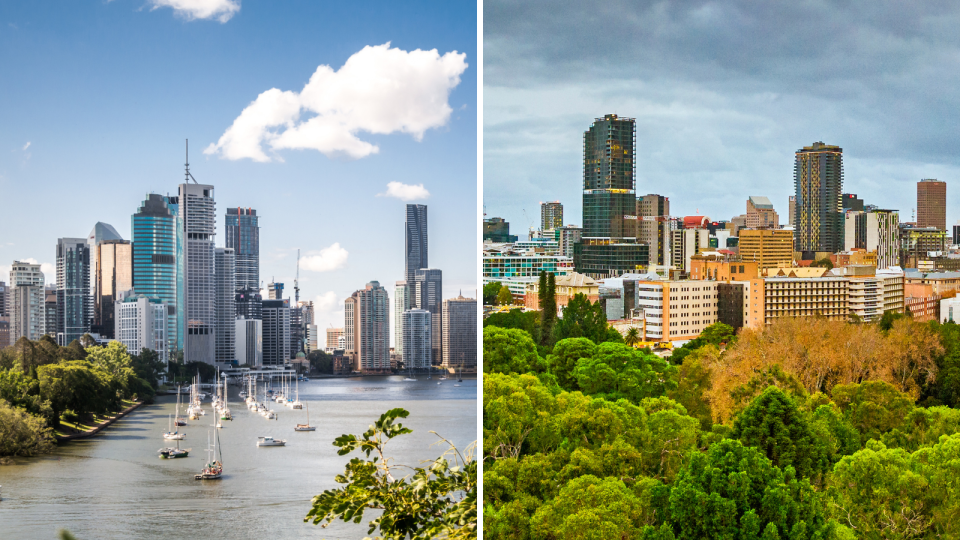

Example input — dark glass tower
[575,114,648,277]
[412,268,442,366]
[405,204,428,289]
[55,238,91,345]
[132,194,182,358]
[583,114,637,240]
[794,142,844,254]
[225,208,259,290]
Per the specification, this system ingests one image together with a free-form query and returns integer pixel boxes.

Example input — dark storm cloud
[484,1,960,228]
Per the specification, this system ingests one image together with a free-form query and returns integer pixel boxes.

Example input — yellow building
[745,277,849,329]
[689,255,760,281]
[739,229,794,269]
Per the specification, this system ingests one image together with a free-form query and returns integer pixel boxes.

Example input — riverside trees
[483,297,960,539]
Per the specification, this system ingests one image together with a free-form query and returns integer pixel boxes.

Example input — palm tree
[625,327,640,348]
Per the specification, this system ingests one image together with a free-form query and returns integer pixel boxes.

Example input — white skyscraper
[215,247,236,363]
[179,181,217,363]
[394,281,407,356]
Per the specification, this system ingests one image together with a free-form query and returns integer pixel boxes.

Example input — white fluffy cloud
[300,243,348,272]
[205,43,468,161]
[314,291,339,311]
[377,181,430,201]
[22,141,30,151]
[149,0,240,23]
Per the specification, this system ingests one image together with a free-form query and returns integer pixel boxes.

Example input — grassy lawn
[54,400,141,438]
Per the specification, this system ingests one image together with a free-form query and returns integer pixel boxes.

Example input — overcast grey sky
[484,0,960,234]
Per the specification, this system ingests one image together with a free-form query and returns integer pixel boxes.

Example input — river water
[0,376,478,540]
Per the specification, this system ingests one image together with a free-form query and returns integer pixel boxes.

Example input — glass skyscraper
[132,193,182,359]
[575,114,648,277]
[794,142,844,254]
[55,238,92,346]
[405,204,428,287]
[226,207,260,325]
[412,268,442,366]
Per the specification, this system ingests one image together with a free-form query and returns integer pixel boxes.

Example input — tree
[130,348,165,389]
[732,386,830,483]
[497,286,514,306]
[667,349,714,431]
[85,341,133,378]
[541,272,557,348]
[573,342,677,403]
[831,381,915,445]
[483,326,542,375]
[308,350,333,373]
[484,309,541,345]
[304,408,476,539]
[530,475,647,540]
[0,398,55,457]
[810,257,834,270]
[554,293,621,345]
[624,327,641,347]
[545,337,597,390]
[664,439,834,540]
[483,281,503,305]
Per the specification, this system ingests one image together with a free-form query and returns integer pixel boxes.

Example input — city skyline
[0,2,477,347]
[484,1,960,235]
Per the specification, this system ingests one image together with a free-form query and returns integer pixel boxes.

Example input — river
[0,375,478,539]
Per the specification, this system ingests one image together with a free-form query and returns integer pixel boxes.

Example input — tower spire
[185,139,198,184]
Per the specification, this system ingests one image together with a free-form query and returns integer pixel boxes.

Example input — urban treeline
[0,336,164,458]
[483,281,960,539]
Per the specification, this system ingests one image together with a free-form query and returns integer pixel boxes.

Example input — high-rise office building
[842,194,865,212]
[637,194,670,266]
[235,317,262,366]
[261,299,290,366]
[412,269,442,365]
[442,295,477,371]
[132,193,182,357]
[844,210,900,269]
[394,281,407,356]
[794,142,844,254]
[344,281,390,372]
[788,195,796,228]
[401,308,431,370]
[93,240,132,339]
[917,179,947,231]
[405,204,428,286]
[114,293,168,362]
[0,280,6,318]
[215,247,235,363]
[739,229,794,270]
[483,217,518,243]
[225,207,259,290]
[235,288,262,320]
[179,182,217,363]
[541,201,563,231]
[298,300,316,353]
[746,196,779,229]
[290,303,303,357]
[10,262,45,341]
[86,222,123,303]
[575,114,648,277]
[557,226,583,259]
[56,238,92,345]
[267,282,283,300]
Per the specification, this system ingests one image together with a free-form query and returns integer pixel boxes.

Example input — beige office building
[326,327,345,351]
[635,280,718,342]
[745,196,779,229]
[739,229,794,269]
[9,261,46,341]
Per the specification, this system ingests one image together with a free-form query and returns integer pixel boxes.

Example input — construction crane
[294,249,300,304]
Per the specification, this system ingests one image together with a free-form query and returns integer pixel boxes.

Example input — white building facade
[402,308,432,370]
[115,294,168,362]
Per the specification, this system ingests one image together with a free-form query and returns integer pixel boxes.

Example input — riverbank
[55,400,145,441]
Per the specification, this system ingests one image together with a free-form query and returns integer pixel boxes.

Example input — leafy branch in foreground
[305,407,477,539]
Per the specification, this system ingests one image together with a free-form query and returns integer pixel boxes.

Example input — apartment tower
[794,142,844,254]
[214,247,236,362]
[442,295,477,371]
[344,281,390,373]
[9,261,45,341]
[93,240,132,339]
[541,201,563,231]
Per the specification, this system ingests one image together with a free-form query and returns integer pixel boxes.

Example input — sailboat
[159,435,190,458]
[163,414,185,440]
[194,430,223,480]
[454,362,463,387]
[403,363,417,381]
[294,403,316,431]
[289,376,303,409]
[174,387,187,426]
[220,376,232,420]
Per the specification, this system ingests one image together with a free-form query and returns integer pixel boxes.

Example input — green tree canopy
[0,398,55,457]
[497,286,514,306]
[573,342,677,403]
[545,337,597,391]
[831,381,915,445]
[554,293,622,345]
[130,348,165,389]
[732,386,830,483]
[483,326,542,375]
[483,281,503,305]
[530,475,647,540]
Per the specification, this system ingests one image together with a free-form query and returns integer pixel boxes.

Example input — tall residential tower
[794,142,844,255]
[917,179,946,231]
[55,238,92,345]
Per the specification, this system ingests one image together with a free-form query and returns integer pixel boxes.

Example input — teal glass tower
[132,194,183,359]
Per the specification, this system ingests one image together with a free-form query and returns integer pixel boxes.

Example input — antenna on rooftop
[294,249,300,304]
[185,139,198,184]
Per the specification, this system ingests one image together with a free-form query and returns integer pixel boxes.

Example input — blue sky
[0,1,477,347]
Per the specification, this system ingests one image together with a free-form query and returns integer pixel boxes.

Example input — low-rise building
[745,277,850,329]
[635,280,718,342]
[688,254,760,282]
[904,270,960,295]
[483,244,574,298]
[941,296,960,323]
[114,294,168,363]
